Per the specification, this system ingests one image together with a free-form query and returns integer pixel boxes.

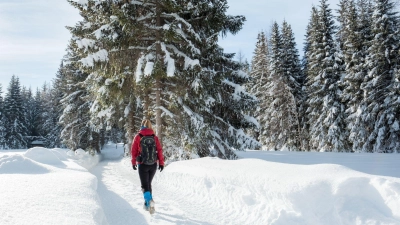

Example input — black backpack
[138,134,158,165]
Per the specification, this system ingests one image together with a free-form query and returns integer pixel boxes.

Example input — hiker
[131,119,164,213]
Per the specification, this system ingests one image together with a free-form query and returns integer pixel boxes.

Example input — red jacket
[131,128,164,166]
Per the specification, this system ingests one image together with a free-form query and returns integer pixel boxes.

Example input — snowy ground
[1,145,400,225]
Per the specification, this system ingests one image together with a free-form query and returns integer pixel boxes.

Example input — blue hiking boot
[143,191,155,214]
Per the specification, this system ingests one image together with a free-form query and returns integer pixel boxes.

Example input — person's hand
[158,165,164,172]
[132,165,137,170]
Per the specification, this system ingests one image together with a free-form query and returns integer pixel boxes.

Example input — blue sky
[0,0,341,92]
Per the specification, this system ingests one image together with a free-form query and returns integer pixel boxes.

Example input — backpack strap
[138,134,154,137]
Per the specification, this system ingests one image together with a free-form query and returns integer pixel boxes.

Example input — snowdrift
[0,147,106,225]
[1,146,400,225]
[156,157,400,225]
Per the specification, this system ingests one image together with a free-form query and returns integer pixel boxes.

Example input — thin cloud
[0,0,81,91]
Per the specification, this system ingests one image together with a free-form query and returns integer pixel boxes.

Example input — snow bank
[1,145,400,225]
[0,147,106,225]
[0,154,50,174]
[66,148,101,170]
[25,147,67,167]
[235,150,400,178]
[157,157,400,225]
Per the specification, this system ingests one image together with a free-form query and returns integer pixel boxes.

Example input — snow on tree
[281,20,307,150]
[161,1,260,158]
[383,68,400,152]
[3,75,27,149]
[260,22,300,151]
[305,0,348,152]
[59,42,100,152]
[42,66,65,148]
[359,0,400,152]
[301,7,320,151]
[337,0,373,152]
[21,87,39,138]
[0,84,6,149]
[249,32,270,145]
[67,0,259,159]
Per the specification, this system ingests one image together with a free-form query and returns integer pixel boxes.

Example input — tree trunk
[155,0,163,145]
[125,100,136,156]
[155,79,162,144]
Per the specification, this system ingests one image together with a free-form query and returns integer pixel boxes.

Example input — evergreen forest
[0,0,399,157]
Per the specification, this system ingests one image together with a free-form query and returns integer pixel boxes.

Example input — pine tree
[301,7,320,151]
[249,32,270,144]
[59,42,100,152]
[67,0,141,154]
[0,84,6,149]
[40,63,66,148]
[3,75,27,149]
[36,83,51,138]
[281,20,306,150]
[360,0,400,152]
[33,88,44,137]
[21,87,37,137]
[338,0,373,152]
[384,68,400,152]
[20,87,37,148]
[305,0,348,152]
[261,22,299,150]
[67,0,259,158]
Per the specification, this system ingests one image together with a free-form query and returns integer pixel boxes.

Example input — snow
[157,106,174,118]
[160,43,175,77]
[144,62,154,76]
[76,38,96,51]
[222,79,247,101]
[80,49,109,67]
[0,147,105,225]
[1,146,400,225]
[135,54,145,82]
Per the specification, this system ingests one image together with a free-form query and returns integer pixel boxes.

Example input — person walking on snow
[131,119,164,213]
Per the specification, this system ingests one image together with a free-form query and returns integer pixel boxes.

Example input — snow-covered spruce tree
[359,0,400,152]
[3,75,27,149]
[22,88,39,138]
[305,0,348,152]
[301,7,320,151]
[32,88,44,137]
[0,84,6,149]
[67,0,259,159]
[59,41,100,152]
[161,1,259,158]
[281,21,307,151]
[302,7,318,81]
[34,83,51,137]
[42,67,64,148]
[249,32,270,145]
[260,22,299,151]
[67,0,145,155]
[338,0,373,152]
[383,68,400,152]
[21,87,40,147]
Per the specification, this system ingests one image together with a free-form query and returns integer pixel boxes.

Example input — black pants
[138,163,157,193]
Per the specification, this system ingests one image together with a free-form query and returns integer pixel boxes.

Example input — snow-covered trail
[90,159,147,224]
[90,146,215,225]
[2,146,399,225]
[90,145,400,225]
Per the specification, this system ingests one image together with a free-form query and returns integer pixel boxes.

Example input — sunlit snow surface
[1,146,399,225]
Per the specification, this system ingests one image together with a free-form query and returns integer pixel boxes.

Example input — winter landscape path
[1,145,400,225]
[92,145,400,225]
[91,145,217,225]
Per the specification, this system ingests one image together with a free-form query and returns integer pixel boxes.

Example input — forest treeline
[249,0,399,153]
[0,0,399,156]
